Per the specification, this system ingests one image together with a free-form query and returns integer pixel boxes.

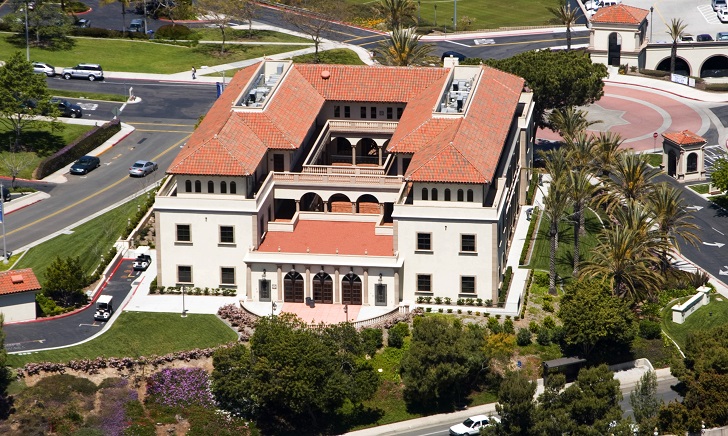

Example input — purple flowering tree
[145,368,215,409]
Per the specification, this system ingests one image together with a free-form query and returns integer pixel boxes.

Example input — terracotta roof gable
[663,130,706,146]
[591,4,649,25]
[0,268,41,296]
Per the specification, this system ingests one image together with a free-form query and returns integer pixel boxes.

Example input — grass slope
[7,312,238,367]
[661,295,728,349]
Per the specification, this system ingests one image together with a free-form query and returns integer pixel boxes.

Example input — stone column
[378,145,383,166]
[334,267,340,303]
[323,201,328,214]
[305,265,311,298]
[352,202,356,213]
[246,265,252,299]
[351,144,357,165]
[394,271,400,303]
[295,200,300,212]
[363,269,369,305]
[277,265,283,301]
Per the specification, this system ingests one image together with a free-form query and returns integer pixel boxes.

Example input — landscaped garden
[661,294,728,349]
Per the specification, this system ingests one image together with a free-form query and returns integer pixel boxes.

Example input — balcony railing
[329,120,398,133]
[273,172,403,185]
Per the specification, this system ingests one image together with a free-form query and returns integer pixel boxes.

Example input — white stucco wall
[0,291,37,323]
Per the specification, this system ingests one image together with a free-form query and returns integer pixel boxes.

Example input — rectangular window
[417,274,431,292]
[177,265,192,283]
[417,232,432,251]
[344,106,351,118]
[396,107,403,119]
[386,107,393,119]
[371,106,377,119]
[273,154,285,172]
[219,226,234,244]
[375,284,387,306]
[221,267,235,285]
[461,276,476,293]
[334,105,340,117]
[461,234,476,252]
[360,106,367,118]
[176,224,191,242]
[259,279,271,301]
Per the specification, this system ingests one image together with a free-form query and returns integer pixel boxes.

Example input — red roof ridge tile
[591,4,649,25]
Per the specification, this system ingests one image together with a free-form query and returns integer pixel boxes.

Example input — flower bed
[149,285,236,296]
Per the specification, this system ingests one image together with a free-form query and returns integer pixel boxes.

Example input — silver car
[129,160,158,177]
[32,62,56,77]
[62,63,104,81]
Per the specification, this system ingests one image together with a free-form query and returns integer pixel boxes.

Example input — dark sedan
[51,98,83,118]
[70,156,101,175]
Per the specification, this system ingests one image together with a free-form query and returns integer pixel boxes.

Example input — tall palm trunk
[573,202,582,277]
[566,26,571,50]
[549,223,558,295]
[670,43,677,74]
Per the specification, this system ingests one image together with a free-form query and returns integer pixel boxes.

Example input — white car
[718,7,728,23]
[449,415,500,435]
[32,62,56,77]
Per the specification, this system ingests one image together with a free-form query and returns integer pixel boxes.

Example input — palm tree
[541,147,570,186]
[563,131,596,171]
[375,0,417,30]
[600,152,658,212]
[374,27,434,66]
[568,169,596,276]
[591,131,624,178]
[646,183,700,272]
[548,106,597,142]
[543,177,572,295]
[547,1,579,50]
[666,18,687,74]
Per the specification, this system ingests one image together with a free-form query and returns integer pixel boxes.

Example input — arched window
[194,180,201,193]
[221,181,227,194]
[444,189,451,201]
[457,189,464,202]
[284,270,304,303]
[208,181,214,193]
[185,180,192,192]
[431,188,438,201]
[687,153,698,173]
[467,189,474,202]
[230,181,237,194]
[422,188,428,201]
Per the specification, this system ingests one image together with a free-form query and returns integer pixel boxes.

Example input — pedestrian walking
[192,66,196,80]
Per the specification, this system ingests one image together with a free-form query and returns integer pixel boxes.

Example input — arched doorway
[284,270,304,303]
[301,192,324,212]
[332,137,352,165]
[356,194,380,214]
[656,57,691,77]
[359,138,378,158]
[687,152,698,173]
[312,270,333,304]
[608,32,622,66]
[341,271,362,305]
[668,150,678,178]
[700,55,728,78]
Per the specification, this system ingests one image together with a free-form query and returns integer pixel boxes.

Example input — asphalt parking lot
[617,0,728,42]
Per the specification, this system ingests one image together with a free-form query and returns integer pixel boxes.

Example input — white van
[713,0,727,12]
[94,295,114,322]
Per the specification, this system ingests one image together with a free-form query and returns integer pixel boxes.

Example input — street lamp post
[343,304,349,323]
[272,301,277,316]
[650,7,654,42]
[181,286,188,317]
[24,0,30,61]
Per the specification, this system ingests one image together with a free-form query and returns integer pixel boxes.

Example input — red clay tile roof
[0,268,41,296]
[663,130,706,146]
[258,220,393,256]
[591,4,649,25]
[404,66,525,183]
[294,64,448,102]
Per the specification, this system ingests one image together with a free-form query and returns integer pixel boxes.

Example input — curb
[605,78,728,103]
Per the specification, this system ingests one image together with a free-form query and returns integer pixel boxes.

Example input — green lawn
[0,123,94,179]
[645,153,663,167]
[7,312,238,367]
[191,28,311,43]
[0,34,304,74]
[661,295,728,349]
[529,208,603,281]
[293,48,365,65]
[688,184,709,195]
[14,195,145,283]
[345,0,561,30]
[52,90,128,103]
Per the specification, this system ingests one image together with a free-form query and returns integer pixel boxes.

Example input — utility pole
[454,0,457,31]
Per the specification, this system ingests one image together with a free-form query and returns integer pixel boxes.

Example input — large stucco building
[154,60,535,309]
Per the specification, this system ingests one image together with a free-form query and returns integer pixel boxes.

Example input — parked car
[50,98,83,118]
[449,415,500,436]
[32,62,56,77]
[713,0,727,11]
[70,155,100,175]
[129,18,144,32]
[717,32,728,41]
[74,18,91,28]
[133,254,152,271]
[678,33,694,42]
[62,63,104,81]
[1,186,11,202]
[129,160,158,177]
[697,34,714,42]
[441,51,467,62]
[718,7,728,23]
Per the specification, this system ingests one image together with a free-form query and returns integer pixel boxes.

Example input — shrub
[444,297,452,305]
[416,296,424,303]
[501,266,513,294]
[639,68,670,77]
[388,322,410,348]
[484,312,490,317]
[457,298,464,306]
[476,298,483,306]
[361,328,383,356]
[155,24,193,40]
[495,314,501,320]
[516,328,532,346]
[475,311,480,316]
[551,325,565,344]
[447,308,453,313]
[66,1,90,12]
[426,307,432,312]
[434,296,442,304]
[485,299,493,307]
[533,271,549,287]
[34,120,121,179]
[438,308,443,313]
[542,302,554,312]
[503,318,515,335]
[537,328,551,346]
[639,320,662,340]
[467,310,472,315]
[705,83,728,92]
[487,317,502,334]
[542,316,556,330]
[457,309,462,314]
[146,368,215,409]
[529,321,540,333]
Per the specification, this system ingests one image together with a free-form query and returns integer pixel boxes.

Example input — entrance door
[608,32,622,67]
[312,272,333,304]
[668,150,677,178]
[284,271,304,303]
[342,272,362,305]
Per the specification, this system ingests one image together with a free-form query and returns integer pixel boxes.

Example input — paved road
[4,259,142,353]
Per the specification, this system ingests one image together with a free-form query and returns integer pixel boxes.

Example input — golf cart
[94,295,114,322]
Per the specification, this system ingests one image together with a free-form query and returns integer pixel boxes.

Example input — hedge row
[34,119,121,179]
[519,207,541,265]
[705,83,728,91]
[71,27,150,39]
[639,68,670,78]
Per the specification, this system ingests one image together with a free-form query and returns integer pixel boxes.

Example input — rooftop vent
[11,274,23,284]
[321,70,331,80]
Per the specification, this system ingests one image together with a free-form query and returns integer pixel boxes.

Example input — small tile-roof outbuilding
[591,4,649,25]
[662,130,706,147]
[0,269,41,296]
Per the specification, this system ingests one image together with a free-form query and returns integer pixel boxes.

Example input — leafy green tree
[630,370,660,426]
[374,0,416,29]
[666,18,687,74]
[3,0,73,48]
[557,280,635,360]
[43,256,88,307]
[0,52,56,151]
[196,0,253,54]
[534,373,573,435]
[710,158,728,193]
[561,365,625,433]
[486,50,608,128]
[211,314,379,434]
[400,316,487,412]
[547,1,580,50]
[486,371,536,435]
[374,27,434,66]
